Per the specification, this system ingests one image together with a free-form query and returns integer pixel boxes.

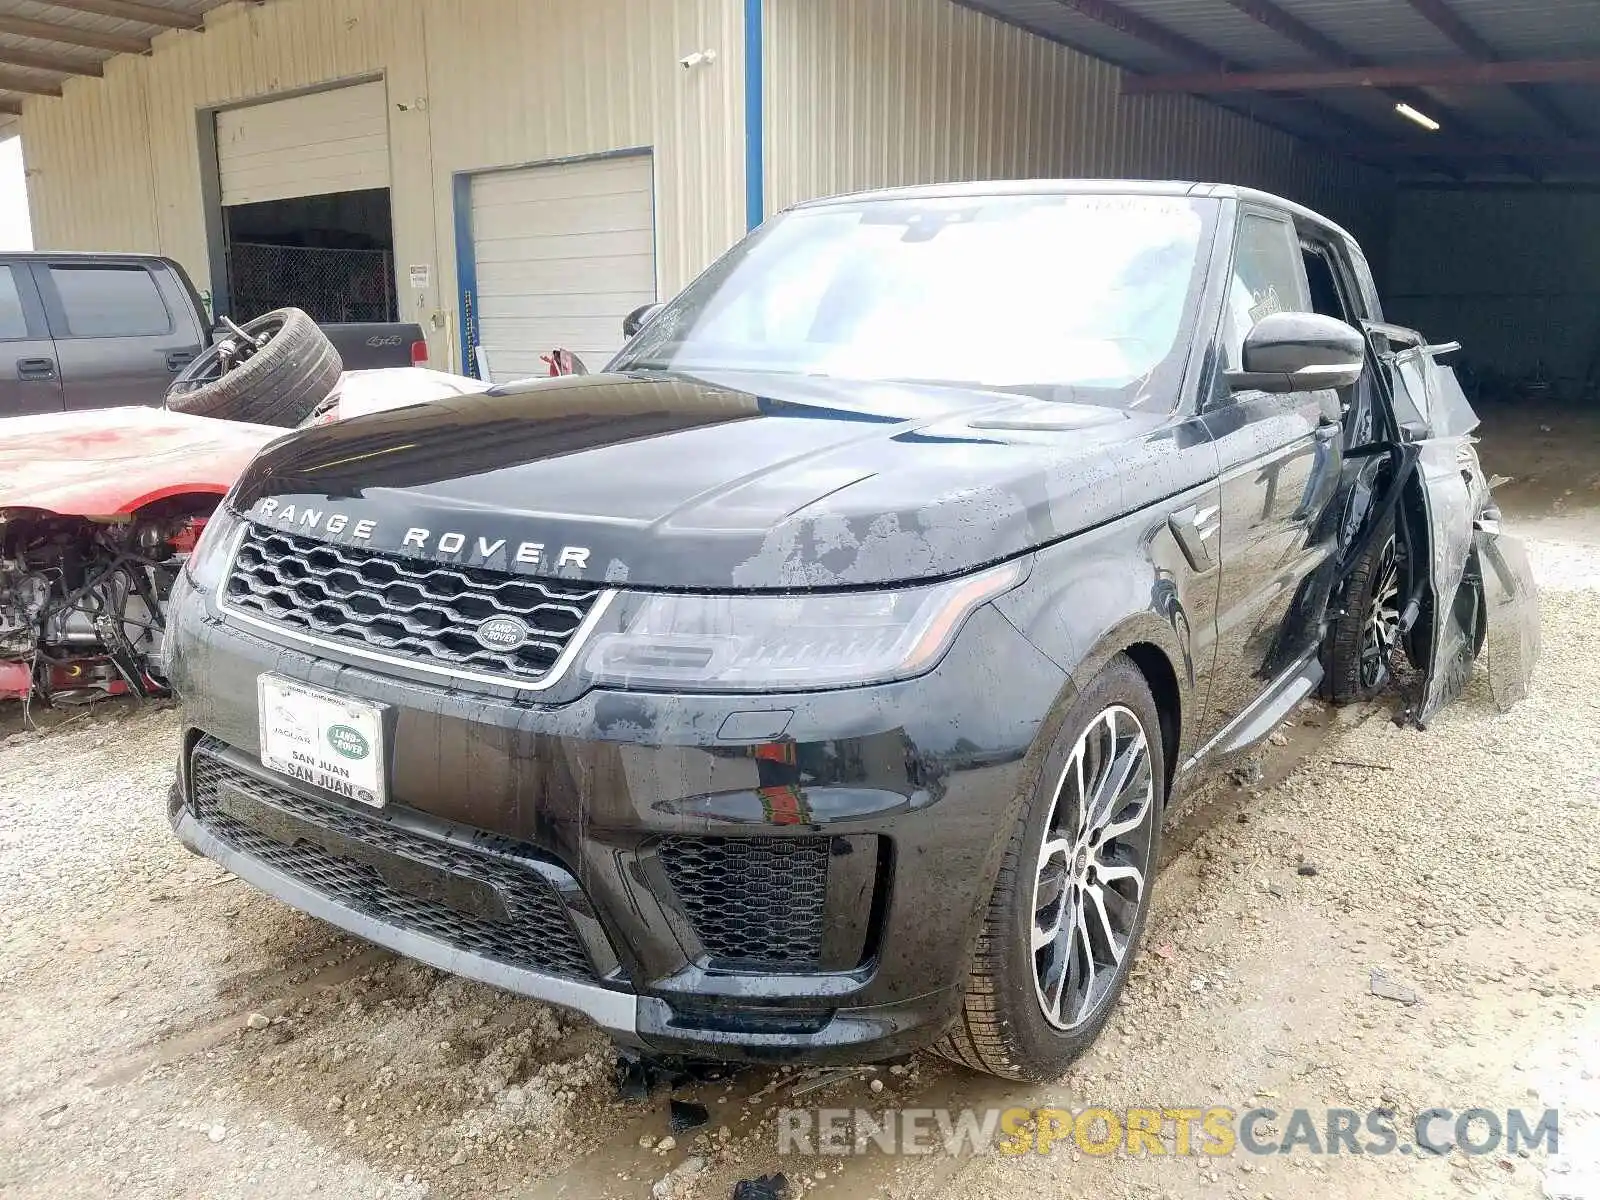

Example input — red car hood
[0,407,282,518]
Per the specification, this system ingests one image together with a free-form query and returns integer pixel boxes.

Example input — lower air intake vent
[188,738,596,979]
[657,836,830,968]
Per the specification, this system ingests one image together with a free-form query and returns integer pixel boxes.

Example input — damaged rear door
[1370,325,1540,724]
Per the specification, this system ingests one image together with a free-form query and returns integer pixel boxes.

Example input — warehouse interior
[0,0,1597,406]
[963,0,1600,409]
[222,189,397,324]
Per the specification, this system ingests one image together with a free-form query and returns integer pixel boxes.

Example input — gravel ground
[2,416,1596,1200]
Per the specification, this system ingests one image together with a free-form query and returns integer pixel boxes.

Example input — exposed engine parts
[0,507,204,706]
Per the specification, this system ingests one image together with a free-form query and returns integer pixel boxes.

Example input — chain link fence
[224,242,396,323]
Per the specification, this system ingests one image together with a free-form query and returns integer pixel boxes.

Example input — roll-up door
[470,153,657,381]
[216,81,390,207]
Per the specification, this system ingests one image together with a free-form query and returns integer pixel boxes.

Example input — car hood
[230,371,1204,589]
[0,407,282,518]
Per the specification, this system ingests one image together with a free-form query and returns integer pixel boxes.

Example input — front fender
[993,501,1212,771]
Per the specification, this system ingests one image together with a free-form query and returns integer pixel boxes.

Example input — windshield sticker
[1063,195,1197,218]
[1249,286,1284,323]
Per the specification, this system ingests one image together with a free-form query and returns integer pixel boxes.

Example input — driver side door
[1197,210,1345,744]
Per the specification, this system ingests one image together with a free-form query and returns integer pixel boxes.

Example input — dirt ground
[1,403,1596,1200]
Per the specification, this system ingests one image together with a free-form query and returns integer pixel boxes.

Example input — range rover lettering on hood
[249,498,593,572]
[227,372,1180,589]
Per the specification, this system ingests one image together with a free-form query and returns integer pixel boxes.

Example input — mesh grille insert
[224,524,603,683]
[658,836,830,968]
[189,740,594,979]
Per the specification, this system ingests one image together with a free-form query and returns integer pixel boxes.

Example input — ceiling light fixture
[1395,102,1441,131]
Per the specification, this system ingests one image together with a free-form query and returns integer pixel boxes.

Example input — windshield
[612,192,1215,408]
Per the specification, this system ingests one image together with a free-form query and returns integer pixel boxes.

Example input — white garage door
[470,154,657,381]
[216,82,390,206]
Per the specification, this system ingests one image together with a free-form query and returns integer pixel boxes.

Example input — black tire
[933,655,1164,1082]
[1326,508,1401,703]
[166,308,342,427]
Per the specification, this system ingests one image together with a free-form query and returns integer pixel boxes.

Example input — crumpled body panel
[1477,529,1541,713]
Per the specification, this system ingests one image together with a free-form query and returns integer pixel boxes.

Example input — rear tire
[933,655,1164,1082]
[1326,510,1401,703]
[166,308,342,427]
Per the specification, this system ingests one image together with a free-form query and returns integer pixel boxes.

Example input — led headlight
[582,558,1029,692]
[183,503,242,592]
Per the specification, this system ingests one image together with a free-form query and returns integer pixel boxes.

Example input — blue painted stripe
[452,172,482,378]
[744,0,765,231]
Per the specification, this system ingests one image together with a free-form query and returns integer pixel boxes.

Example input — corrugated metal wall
[23,0,1395,372]
[762,0,1394,255]
[417,0,745,316]
[1387,188,1600,396]
[23,0,746,368]
[22,57,160,255]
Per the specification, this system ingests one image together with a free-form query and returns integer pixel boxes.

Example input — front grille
[189,740,595,979]
[658,837,830,967]
[224,524,603,684]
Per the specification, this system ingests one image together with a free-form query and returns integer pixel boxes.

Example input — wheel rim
[168,314,286,394]
[1361,536,1401,690]
[1030,704,1157,1031]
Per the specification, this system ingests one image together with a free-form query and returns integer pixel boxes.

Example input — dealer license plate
[257,675,388,807]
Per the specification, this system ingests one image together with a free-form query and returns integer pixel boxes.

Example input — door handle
[16,357,56,382]
[166,350,197,372]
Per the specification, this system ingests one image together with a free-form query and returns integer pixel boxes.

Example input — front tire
[933,655,1164,1082]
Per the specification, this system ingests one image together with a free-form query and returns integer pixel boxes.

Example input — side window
[0,266,29,340]
[1222,214,1312,369]
[48,265,172,338]
[1302,245,1348,321]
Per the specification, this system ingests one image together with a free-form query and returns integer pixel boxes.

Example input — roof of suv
[790,179,1357,245]
[0,251,174,262]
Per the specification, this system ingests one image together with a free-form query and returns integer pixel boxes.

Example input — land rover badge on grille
[475,615,531,652]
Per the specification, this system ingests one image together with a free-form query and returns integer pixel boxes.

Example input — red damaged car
[0,368,491,705]
[0,407,276,704]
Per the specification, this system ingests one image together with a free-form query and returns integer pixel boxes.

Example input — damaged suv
[164,182,1537,1081]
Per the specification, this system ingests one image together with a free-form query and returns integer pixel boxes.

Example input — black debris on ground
[615,1049,744,1102]
[732,1174,789,1200]
[614,1049,657,1102]
[669,1099,710,1134]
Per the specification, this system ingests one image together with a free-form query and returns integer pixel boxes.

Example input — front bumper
[166,585,1069,1063]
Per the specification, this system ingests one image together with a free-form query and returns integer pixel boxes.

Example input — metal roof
[963,0,1600,180]
[4,0,1598,182]
[0,0,230,137]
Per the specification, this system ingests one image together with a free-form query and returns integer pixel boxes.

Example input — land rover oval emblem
[327,724,370,760]
[476,615,530,652]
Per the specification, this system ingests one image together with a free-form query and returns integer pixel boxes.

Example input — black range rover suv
[165,181,1500,1080]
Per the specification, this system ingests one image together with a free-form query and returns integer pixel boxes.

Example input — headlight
[184,503,241,592]
[581,558,1029,692]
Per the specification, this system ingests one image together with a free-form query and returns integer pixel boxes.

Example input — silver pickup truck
[0,251,426,419]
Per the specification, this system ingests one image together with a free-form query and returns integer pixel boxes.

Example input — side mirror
[623,302,663,339]
[1226,312,1365,394]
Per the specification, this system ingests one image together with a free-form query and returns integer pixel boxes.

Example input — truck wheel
[1326,510,1401,703]
[166,308,342,427]
[933,655,1163,1082]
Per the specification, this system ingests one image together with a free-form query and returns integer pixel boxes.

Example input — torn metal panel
[1364,325,1527,727]
[1477,529,1541,713]
[1409,430,1479,726]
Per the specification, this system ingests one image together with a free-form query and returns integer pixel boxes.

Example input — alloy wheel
[1361,536,1402,691]
[1030,704,1157,1030]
